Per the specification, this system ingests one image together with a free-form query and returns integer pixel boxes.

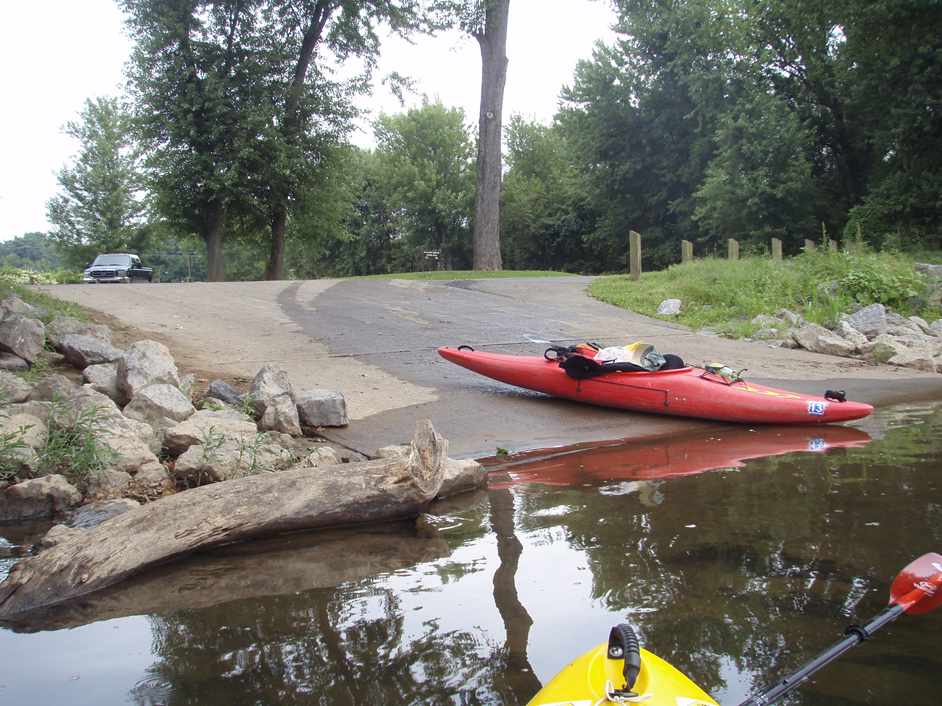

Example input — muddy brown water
[1,402,941,706]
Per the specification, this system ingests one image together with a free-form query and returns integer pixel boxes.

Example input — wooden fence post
[771,238,782,260]
[629,230,642,281]
[728,238,739,261]
[803,239,816,252]
[681,240,693,263]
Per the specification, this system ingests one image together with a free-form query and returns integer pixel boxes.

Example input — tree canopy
[27,0,942,279]
[46,96,147,269]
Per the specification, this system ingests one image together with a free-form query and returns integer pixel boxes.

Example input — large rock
[117,340,181,403]
[792,323,857,357]
[300,445,342,467]
[128,461,174,499]
[909,316,933,335]
[0,407,47,478]
[46,316,112,351]
[82,363,121,402]
[296,389,349,428]
[835,320,868,349]
[0,475,82,521]
[0,352,28,372]
[888,348,938,373]
[751,314,782,328]
[1,295,42,319]
[0,370,31,403]
[776,309,804,327]
[845,303,887,338]
[123,384,196,431]
[860,333,910,363]
[66,387,162,474]
[29,374,79,402]
[0,313,45,363]
[656,298,682,316]
[83,469,133,501]
[249,364,294,417]
[438,458,485,499]
[172,433,295,485]
[163,409,258,456]
[38,524,82,549]
[0,407,48,450]
[931,320,942,337]
[59,333,123,369]
[207,379,243,406]
[259,394,302,436]
[884,311,925,337]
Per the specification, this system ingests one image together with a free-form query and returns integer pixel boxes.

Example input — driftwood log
[0,420,446,618]
[2,526,449,632]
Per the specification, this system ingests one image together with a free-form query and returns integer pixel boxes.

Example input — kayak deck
[438,347,873,424]
[527,644,718,706]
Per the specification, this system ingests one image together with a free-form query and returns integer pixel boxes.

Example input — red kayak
[438,346,873,424]
[484,425,872,488]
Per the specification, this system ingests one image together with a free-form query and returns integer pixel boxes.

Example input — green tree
[839,0,942,245]
[122,0,274,281]
[694,91,817,249]
[558,0,742,268]
[501,117,597,271]
[0,232,63,271]
[373,101,475,269]
[258,0,436,280]
[46,97,147,269]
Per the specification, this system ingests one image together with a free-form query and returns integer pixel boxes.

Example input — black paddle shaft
[737,603,905,706]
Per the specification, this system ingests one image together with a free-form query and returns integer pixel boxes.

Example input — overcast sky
[0,0,617,241]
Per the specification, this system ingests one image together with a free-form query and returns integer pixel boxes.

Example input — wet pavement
[280,277,942,457]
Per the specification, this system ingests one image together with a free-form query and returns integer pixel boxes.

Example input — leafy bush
[0,268,81,285]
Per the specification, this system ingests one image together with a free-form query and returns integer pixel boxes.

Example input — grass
[589,249,941,338]
[0,270,88,323]
[353,269,574,281]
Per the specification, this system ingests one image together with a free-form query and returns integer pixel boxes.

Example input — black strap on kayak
[607,624,642,694]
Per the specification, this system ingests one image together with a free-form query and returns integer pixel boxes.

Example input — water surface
[1,403,940,705]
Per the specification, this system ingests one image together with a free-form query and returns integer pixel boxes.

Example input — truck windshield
[92,255,133,267]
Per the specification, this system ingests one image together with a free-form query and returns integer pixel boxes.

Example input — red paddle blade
[890,552,942,615]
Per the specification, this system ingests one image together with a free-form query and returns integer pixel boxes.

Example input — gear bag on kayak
[545,341,685,380]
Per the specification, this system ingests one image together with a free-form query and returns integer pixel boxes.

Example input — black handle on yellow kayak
[607,623,641,692]
[737,552,942,706]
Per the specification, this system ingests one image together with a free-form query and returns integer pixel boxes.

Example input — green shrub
[39,396,117,488]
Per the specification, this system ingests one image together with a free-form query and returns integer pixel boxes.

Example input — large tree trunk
[204,202,227,282]
[472,0,509,271]
[266,206,287,280]
[265,5,333,280]
[0,421,447,619]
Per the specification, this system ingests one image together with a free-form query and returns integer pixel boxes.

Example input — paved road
[44,277,942,458]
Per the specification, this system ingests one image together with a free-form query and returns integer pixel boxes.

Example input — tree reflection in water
[120,404,942,706]
[130,494,540,706]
